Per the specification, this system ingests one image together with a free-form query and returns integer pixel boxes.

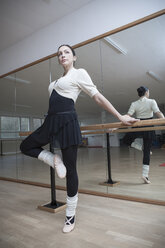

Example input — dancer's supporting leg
[142,133,153,184]
[61,145,78,233]
[63,194,78,233]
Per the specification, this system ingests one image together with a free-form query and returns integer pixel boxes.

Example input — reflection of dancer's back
[131,138,152,155]
[123,86,164,184]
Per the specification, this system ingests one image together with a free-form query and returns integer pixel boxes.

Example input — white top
[128,97,160,119]
[48,67,99,102]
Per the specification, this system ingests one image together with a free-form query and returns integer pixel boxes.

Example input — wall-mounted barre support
[99,133,120,187]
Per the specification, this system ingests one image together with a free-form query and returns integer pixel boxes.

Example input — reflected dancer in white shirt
[123,86,164,184]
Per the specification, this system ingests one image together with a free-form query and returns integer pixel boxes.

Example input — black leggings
[20,130,78,197]
[123,131,153,165]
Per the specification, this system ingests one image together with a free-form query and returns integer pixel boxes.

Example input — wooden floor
[0,180,165,248]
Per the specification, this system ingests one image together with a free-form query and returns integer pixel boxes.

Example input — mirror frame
[0,9,164,79]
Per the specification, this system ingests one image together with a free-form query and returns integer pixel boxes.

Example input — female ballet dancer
[20,44,137,233]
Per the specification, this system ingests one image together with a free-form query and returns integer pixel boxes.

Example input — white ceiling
[0,1,165,123]
[0,0,93,52]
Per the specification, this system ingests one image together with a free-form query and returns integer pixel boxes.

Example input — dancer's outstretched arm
[93,92,138,125]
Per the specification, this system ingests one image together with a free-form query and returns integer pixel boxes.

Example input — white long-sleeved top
[128,96,160,119]
[48,67,99,102]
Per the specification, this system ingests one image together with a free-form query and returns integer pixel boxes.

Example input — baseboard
[0,176,165,206]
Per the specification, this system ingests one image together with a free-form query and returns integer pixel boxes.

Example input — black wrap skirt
[43,89,82,149]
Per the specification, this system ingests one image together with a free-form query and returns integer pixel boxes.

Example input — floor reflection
[0,147,164,201]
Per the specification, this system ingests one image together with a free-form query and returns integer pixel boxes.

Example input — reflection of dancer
[131,138,152,155]
[123,86,164,184]
[20,44,137,233]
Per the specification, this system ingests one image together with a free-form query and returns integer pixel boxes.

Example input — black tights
[61,146,78,197]
[123,131,153,165]
[20,130,78,197]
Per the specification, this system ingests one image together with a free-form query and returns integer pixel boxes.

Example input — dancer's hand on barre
[119,114,139,126]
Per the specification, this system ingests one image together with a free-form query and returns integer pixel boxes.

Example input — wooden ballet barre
[82,126,165,136]
[80,118,165,131]
[19,119,165,137]
[20,125,165,137]
[19,131,32,136]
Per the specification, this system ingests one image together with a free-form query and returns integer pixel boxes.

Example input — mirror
[15,60,51,184]
[0,74,18,178]
[0,14,164,204]
[74,14,165,202]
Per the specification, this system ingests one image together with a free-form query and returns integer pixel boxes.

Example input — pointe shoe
[142,176,151,184]
[63,216,75,233]
[54,154,66,179]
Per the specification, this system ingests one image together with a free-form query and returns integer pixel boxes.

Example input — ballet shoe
[54,154,66,179]
[63,216,75,233]
[131,142,142,151]
[142,176,151,184]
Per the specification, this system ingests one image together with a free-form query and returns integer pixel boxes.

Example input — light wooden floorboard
[0,180,165,248]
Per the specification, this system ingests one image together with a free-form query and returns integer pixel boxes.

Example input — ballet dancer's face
[58,46,76,69]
